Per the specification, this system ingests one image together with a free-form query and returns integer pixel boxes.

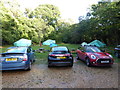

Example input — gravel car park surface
[2,58,118,88]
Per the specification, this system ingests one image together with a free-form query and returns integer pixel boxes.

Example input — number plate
[101,61,109,63]
[6,58,17,61]
[57,57,66,59]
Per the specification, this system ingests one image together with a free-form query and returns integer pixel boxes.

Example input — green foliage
[58,1,120,45]
[1,0,120,47]
[1,0,61,45]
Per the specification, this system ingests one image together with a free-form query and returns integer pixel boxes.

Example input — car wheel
[33,56,36,63]
[33,58,36,63]
[69,60,73,67]
[48,61,52,67]
[69,64,73,67]
[86,58,91,67]
[25,61,32,71]
[76,54,80,60]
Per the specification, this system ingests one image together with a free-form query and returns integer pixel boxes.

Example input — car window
[27,47,32,53]
[78,46,85,51]
[85,47,101,52]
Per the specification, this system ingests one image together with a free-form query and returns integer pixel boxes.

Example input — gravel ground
[2,58,118,88]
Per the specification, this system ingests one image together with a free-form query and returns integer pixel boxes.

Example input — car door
[81,47,88,60]
[80,48,87,60]
[30,47,35,62]
[29,47,35,62]
[77,47,85,60]
[27,47,34,62]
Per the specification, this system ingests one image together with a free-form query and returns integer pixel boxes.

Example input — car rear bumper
[48,61,72,66]
[0,62,28,70]
[48,57,73,66]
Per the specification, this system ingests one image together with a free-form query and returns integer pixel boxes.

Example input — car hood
[90,52,111,59]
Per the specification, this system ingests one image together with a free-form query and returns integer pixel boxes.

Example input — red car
[76,46,114,67]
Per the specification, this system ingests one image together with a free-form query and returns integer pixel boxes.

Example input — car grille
[97,59,112,64]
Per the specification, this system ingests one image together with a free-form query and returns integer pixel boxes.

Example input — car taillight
[64,54,71,56]
[0,54,2,57]
[22,54,28,61]
[49,54,55,56]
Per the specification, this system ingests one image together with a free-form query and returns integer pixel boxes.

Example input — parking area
[2,59,118,88]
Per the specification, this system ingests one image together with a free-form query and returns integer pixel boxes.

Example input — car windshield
[85,47,101,52]
[6,47,27,53]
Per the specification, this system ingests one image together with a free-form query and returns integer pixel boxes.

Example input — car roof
[5,46,29,53]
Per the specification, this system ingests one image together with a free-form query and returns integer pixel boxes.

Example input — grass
[0,44,120,64]
[32,44,79,64]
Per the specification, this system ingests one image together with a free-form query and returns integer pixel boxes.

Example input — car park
[0,46,35,71]
[114,45,120,58]
[76,45,114,67]
[48,46,73,67]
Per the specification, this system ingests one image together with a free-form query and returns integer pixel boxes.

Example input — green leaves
[56,1,120,45]
[1,0,62,45]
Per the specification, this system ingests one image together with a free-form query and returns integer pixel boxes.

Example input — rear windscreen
[6,47,27,53]
[52,47,68,52]
[52,51,68,54]
[2,53,24,57]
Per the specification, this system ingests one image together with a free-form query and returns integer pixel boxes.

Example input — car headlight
[109,55,113,58]
[91,55,96,59]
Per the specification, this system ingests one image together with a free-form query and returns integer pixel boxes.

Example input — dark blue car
[0,46,35,71]
[48,46,73,67]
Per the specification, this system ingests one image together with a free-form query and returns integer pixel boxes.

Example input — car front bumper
[90,61,114,66]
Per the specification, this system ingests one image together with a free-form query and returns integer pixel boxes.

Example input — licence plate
[6,58,17,61]
[101,61,109,63]
[57,57,66,59]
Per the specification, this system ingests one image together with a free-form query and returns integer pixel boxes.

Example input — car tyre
[48,61,52,67]
[69,60,73,67]
[76,54,80,60]
[25,61,32,71]
[69,64,73,67]
[86,58,91,67]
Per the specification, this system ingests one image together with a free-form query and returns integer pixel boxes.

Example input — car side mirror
[81,50,84,52]
[33,50,35,52]
[102,49,105,52]
[78,47,80,49]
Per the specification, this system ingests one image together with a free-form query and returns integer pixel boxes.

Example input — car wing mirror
[47,50,50,52]
[33,50,35,52]
[78,47,80,49]
[101,49,105,52]
[81,50,84,52]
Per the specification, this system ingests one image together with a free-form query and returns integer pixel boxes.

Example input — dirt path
[2,59,118,88]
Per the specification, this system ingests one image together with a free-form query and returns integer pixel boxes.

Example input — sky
[17,0,100,23]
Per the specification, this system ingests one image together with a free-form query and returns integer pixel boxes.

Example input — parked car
[114,45,120,58]
[0,46,35,71]
[76,45,114,67]
[48,46,73,67]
